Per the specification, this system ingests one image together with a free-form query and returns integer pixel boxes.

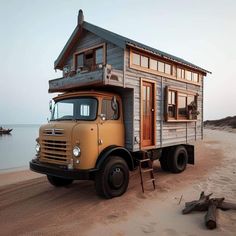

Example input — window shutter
[164,86,169,121]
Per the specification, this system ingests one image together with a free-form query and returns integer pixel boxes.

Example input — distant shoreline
[0,165,28,174]
[1,124,41,126]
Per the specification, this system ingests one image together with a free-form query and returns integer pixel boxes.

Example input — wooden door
[141,81,155,147]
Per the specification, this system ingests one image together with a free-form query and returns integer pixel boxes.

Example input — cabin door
[141,80,155,147]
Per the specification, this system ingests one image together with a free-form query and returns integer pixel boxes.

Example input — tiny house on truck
[30,10,211,198]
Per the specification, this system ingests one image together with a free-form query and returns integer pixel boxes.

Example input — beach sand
[0,129,235,235]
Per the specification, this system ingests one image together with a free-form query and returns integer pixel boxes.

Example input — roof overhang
[54,17,211,75]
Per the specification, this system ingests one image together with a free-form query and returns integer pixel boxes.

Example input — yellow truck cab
[30,91,134,198]
[30,10,210,198]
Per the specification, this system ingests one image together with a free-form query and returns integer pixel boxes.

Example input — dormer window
[95,47,103,64]
[73,43,106,72]
[76,54,84,69]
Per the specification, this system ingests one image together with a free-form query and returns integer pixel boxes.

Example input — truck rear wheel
[47,175,73,187]
[159,149,170,171]
[95,156,129,199]
[168,146,188,173]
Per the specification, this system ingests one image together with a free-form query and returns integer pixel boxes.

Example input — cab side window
[102,99,119,120]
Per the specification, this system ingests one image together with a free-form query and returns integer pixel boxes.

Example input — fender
[96,145,135,171]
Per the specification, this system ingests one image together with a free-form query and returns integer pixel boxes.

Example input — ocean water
[0,124,40,171]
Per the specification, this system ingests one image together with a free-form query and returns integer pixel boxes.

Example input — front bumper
[30,159,98,180]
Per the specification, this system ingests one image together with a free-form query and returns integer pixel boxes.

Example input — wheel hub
[109,167,124,189]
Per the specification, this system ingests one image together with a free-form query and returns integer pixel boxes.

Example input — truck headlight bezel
[73,146,81,157]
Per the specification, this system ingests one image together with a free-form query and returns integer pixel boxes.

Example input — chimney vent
[78,9,84,25]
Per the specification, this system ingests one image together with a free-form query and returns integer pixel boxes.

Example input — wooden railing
[48,65,124,93]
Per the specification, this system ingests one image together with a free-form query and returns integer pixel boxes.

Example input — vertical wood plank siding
[65,30,124,70]
[125,48,203,151]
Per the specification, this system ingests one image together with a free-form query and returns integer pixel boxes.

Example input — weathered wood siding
[65,30,124,70]
[120,89,134,150]
[124,48,203,151]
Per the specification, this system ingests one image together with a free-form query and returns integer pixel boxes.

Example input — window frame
[51,96,98,121]
[101,98,120,120]
[73,43,106,72]
[130,49,173,76]
[165,87,199,122]
[130,48,203,86]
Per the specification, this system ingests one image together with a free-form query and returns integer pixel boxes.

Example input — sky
[0,0,235,124]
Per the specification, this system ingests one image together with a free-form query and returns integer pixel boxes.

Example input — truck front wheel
[47,175,73,187]
[95,156,129,198]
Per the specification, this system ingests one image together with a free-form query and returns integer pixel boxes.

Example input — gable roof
[54,21,211,74]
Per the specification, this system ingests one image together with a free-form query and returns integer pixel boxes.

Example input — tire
[47,175,73,187]
[168,146,188,173]
[159,149,170,172]
[95,156,129,199]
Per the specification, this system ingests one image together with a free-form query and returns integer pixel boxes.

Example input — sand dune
[0,129,235,235]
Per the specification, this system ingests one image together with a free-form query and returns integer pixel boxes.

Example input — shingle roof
[55,21,211,74]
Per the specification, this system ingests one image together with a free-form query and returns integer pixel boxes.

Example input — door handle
[151,109,154,112]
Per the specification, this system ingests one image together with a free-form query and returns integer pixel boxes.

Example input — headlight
[35,143,40,153]
[73,146,81,157]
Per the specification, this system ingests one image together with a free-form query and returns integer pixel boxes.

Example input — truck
[30,10,211,198]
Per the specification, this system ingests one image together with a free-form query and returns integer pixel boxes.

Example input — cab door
[98,96,124,153]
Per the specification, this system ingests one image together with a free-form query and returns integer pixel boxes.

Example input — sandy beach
[0,128,235,236]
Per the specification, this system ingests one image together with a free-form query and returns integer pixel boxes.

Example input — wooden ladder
[138,152,156,193]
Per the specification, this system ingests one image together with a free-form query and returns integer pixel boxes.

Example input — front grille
[40,139,71,164]
[43,128,64,136]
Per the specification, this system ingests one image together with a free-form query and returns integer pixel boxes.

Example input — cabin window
[177,68,185,79]
[76,54,84,69]
[185,70,192,81]
[165,87,198,121]
[168,90,176,118]
[158,61,165,73]
[130,50,202,85]
[150,59,158,70]
[131,51,175,76]
[73,44,105,72]
[95,47,103,65]
[101,99,119,120]
[84,50,94,68]
[178,93,188,118]
[133,53,141,66]
[141,56,149,68]
[165,63,171,75]
[192,72,199,82]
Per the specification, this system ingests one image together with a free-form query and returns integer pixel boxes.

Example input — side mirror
[49,100,53,113]
[111,96,118,119]
[111,96,118,112]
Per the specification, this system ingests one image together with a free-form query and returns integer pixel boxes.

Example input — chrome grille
[40,139,71,164]
[43,128,64,136]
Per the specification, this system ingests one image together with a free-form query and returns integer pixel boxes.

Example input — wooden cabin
[49,10,210,152]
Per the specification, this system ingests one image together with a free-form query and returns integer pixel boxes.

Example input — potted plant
[188,101,200,120]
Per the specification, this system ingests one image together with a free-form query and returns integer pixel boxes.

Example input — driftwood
[205,198,224,229]
[219,201,236,211]
[182,192,236,230]
[182,191,213,214]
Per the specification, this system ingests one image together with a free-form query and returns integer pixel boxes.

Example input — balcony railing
[49,65,124,93]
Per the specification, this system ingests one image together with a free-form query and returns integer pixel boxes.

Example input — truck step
[141,168,154,173]
[139,158,151,163]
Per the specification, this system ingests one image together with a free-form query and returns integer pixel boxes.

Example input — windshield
[51,97,98,121]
